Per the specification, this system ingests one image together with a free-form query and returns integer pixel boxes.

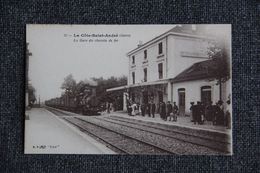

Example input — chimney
[192,25,197,31]
[182,24,193,31]
[195,25,206,34]
[179,24,195,34]
[137,41,143,47]
[181,24,200,34]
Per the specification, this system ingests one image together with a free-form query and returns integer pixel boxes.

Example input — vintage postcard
[25,24,232,155]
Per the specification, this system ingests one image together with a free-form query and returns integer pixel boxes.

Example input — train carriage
[45,80,102,115]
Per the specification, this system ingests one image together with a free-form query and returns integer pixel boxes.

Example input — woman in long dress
[131,103,136,116]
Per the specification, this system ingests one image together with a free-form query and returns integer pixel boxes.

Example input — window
[158,63,163,79]
[132,56,135,64]
[132,72,135,84]
[143,68,147,82]
[158,42,163,54]
[144,50,147,59]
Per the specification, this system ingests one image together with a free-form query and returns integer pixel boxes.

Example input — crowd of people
[126,101,157,118]
[190,100,231,129]
[126,100,179,121]
[124,99,231,129]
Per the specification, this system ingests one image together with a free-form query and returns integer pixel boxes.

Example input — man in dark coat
[205,101,213,121]
[166,101,173,121]
[212,102,220,125]
[151,101,156,118]
[107,102,110,114]
[127,100,132,115]
[147,102,151,117]
[217,100,225,125]
[226,100,231,129]
[159,102,162,119]
[193,102,201,124]
[141,103,146,117]
[192,103,198,124]
[190,102,195,122]
[160,102,166,121]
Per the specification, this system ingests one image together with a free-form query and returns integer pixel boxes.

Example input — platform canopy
[106,79,169,92]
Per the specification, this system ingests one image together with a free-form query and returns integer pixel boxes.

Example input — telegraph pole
[26,43,32,109]
[39,95,41,107]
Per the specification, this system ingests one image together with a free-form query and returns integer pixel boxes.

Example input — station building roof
[170,59,219,83]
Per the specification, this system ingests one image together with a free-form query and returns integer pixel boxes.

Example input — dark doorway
[178,88,185,116]
[114,94,123,111]
[201,86,212,105]
[158,91,163,103]
[131,93,135,103]
[143,91,148,104]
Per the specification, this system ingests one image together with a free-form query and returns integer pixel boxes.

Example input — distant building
[107,25,231,115]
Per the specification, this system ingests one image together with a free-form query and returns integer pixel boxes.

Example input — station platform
[106,111,231,135]
[24,108,115,154]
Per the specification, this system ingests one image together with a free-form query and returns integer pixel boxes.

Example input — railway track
[100,116,231,154]
[46,107,230,154]
[76,117,225,155]
[47,108,176,154]
[45,107,74,116]
[108,116,230,142]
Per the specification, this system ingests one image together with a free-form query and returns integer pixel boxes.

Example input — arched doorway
[178,88,185,116]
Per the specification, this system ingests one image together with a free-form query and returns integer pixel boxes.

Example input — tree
[92,75,127,103]
[74,80,85,106]
[208,40,230,101]
[61,74,77,96]
[59,74,127,109]
[28,84,36,106]
[61,74,78,108]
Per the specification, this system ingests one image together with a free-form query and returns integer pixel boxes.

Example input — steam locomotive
[45,83,105,115]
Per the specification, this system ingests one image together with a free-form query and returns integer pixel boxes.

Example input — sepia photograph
[25,24,232,155]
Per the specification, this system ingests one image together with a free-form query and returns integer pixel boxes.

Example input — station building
[107,25,231,115]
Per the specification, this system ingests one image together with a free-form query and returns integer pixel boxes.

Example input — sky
[27,25,176,101]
